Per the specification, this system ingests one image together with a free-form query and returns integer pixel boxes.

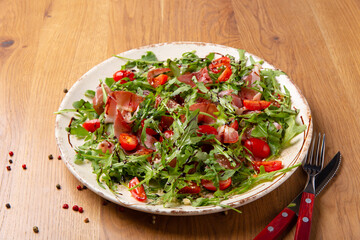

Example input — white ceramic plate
[55,42,312,216]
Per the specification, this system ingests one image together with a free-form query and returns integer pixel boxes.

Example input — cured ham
[110,91,144,112]
[177,72,196,87]
[194,67,212,84]
[216,125,239,143]
[104,91,144,123]
[93,84,111,115]
[104,96,117,123]
[98,140,115,154]
[114,110,132,138]
[218,90,245,114]
[189,102,218,124]
[240,64,263,101]
[143,134,157,150]
[215,154,242,169]
[177,67,212,87]
[155,95,181,109]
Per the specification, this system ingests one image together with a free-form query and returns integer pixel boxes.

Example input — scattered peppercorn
[9,151,14,157]
[22,164,27,170]
[79,207,84,213]
[62,204,69,209]
[48,154,53,160]
[5,203,11,209]
[63,88,68,93]
[9,159,13,164]
[84,218,89,223]
[33,226,39,233]
[72,205,79,211]
[56,184,61,190]
[6,166,11,171]
[76,185,82,190]
[57,155,62,160]
[82,185,87,190]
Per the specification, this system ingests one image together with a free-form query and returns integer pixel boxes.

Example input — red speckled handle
[253,208,296,240]
[294,192,315,240]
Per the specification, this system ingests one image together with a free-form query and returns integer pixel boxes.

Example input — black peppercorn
[33,226,39,233]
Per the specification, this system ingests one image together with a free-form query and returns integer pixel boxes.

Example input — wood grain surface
[1,0,359,239]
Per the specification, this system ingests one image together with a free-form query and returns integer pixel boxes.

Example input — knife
[253,151,341,240]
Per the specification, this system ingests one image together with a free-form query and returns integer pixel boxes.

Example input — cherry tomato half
[253,160,282,172]
[243,100,271,111]
[113,70,135,83]
[217,66,232,82]
[129,177,147,202]
[229,119,239,131]
[197,125,218,135]
[201,178,232,191]
[147,68,170,88]
[178,181,200,194]
[244,138,271,158]
[209,56,231,73]
[119,133,138,151]
[153,74,168,87]
[82,119,100,133]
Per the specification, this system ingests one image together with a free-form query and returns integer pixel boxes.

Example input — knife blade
[253,151,341,240]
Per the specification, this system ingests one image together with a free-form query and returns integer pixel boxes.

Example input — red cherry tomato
[82,119,100,132]
[141,119,158,136]
[201,178,232,191]
[244,138,271,158]
[253,160,282,172]
[209,57,231,73]
[229,119,239,130]
[152,74,168,87]
[243,100,271,111]
[178,181,200,194]
[160,130,174,142]
[197,125,218,135]
[113,70,135,83]
[129,177,147,202]
[119,133,138,151]
[147,68,170,87]
[217,66,232,82]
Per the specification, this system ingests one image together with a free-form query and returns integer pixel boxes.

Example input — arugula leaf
[105,77,115,88]
[141,51,158,62]
[85,90,95,98]
[167,59,180,77]
[282,116,307,147]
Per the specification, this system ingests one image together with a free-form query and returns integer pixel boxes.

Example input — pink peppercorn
[9,151,14,157]
[22,164,27,170]
[72,205,79,211]
[76,185,82,190]
[63,204,69,209]
[79,207,84,213]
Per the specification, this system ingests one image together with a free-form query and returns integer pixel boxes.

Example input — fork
[294,133,325,240]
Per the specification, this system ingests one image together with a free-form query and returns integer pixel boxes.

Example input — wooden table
[1,0,359,239]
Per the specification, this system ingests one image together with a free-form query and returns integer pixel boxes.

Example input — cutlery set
[254,133,341,240]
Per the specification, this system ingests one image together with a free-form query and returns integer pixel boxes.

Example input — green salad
[58,50,305,209]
